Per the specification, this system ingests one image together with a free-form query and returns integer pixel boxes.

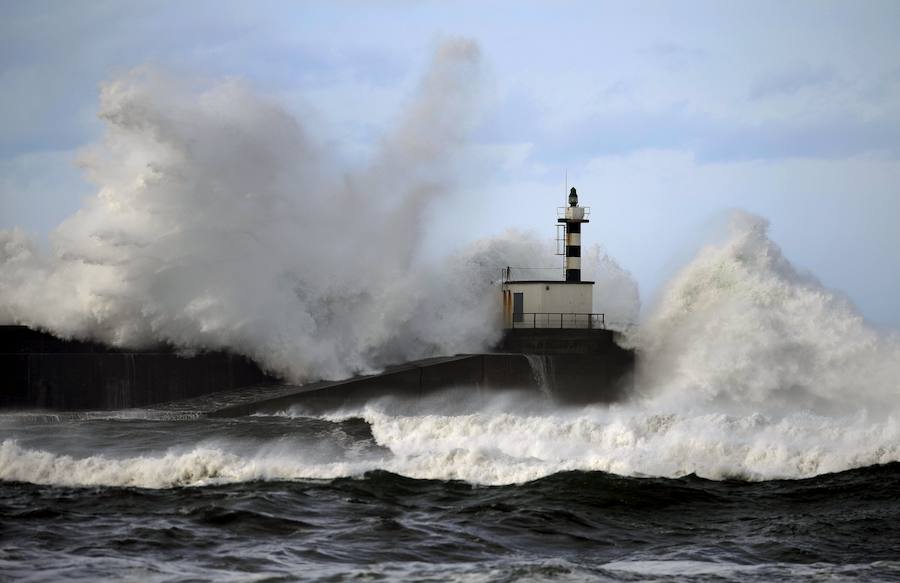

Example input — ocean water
[2,393,900,583]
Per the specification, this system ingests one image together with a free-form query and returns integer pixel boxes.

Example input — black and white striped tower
[558,187,589,283]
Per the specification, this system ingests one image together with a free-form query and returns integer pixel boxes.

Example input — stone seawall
[0,326,272,409]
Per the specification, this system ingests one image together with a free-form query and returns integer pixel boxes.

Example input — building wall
[505,282,593,315]
[545,282,592,313]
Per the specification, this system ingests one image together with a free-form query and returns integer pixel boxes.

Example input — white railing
[556,207,591,220]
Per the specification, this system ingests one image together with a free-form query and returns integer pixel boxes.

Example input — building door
[513,292,524,323]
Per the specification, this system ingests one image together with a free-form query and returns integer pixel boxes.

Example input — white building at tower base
[500,186,604,330]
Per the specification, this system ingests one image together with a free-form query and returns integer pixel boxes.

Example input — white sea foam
[0,437,384,489]
[3,404,898,488]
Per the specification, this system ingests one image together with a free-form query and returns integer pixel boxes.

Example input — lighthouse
[501,187,602,329]
[560,187,587,282]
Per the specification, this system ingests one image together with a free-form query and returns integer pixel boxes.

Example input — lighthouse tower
[501,187,601,329]
[560,187,587,282]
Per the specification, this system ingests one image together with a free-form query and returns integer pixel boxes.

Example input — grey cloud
[749,63,836,100]
[531,108,900,164]
[698,117,900,161]
[0,1,407,157]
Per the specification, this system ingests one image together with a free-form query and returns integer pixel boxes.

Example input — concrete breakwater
[0,326,272,410]
[1,326,635,411]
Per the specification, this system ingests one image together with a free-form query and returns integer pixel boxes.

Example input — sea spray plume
[0,39,642,382]
[0,40,486,381]
[582,244,640,331]
[637,210,900,416]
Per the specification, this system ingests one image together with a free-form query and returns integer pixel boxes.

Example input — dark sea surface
[2,405,899,582]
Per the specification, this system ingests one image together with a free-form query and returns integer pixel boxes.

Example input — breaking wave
[0,438,368,489]
[637,211,900,418]
[2,404,898,489]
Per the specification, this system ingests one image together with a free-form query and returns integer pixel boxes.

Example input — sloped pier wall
[211,329,635,416]
[0,326,272,409]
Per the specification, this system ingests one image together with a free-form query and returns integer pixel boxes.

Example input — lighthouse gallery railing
[511,312,606,329]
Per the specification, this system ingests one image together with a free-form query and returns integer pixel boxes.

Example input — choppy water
[3,394,900,582]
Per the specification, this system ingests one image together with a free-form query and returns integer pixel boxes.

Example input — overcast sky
[3,0,900,327]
